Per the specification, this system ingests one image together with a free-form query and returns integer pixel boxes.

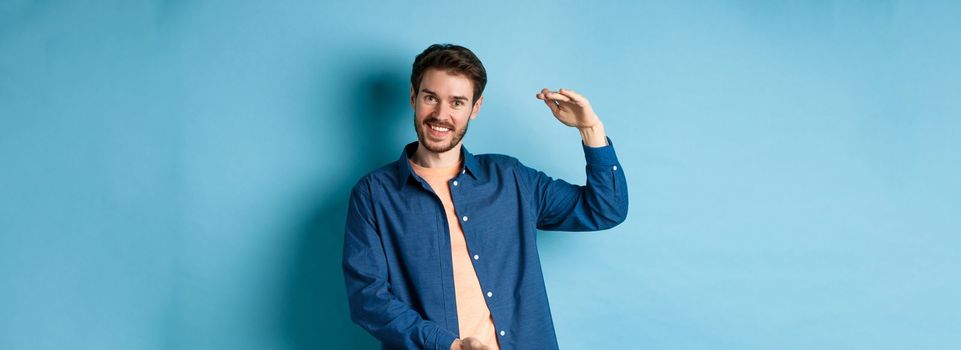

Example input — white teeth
[430,125,450,132]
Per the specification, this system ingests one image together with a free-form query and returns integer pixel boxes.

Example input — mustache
[424,118,455,130]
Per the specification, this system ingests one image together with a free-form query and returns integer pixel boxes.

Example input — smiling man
[342,44,628,350]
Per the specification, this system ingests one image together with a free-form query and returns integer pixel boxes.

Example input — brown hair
[410,44,487,102]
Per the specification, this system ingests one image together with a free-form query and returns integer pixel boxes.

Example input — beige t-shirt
[409,159,499,350]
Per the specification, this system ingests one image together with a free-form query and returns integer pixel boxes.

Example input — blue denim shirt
[343,139,628,350]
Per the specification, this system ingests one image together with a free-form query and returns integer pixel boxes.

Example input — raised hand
[536,88,607,147]
[536,88,601,129]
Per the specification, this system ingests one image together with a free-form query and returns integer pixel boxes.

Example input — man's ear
[470,95,484,120]
[410,85,417,109]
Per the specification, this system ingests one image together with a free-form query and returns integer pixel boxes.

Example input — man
[342,44,628,350]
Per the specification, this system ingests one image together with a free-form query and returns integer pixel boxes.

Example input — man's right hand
[451,337,491,350]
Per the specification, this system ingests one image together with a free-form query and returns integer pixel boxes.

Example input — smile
[425,121,454,139]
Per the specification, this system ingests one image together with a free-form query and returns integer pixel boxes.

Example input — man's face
[411,68,483,154]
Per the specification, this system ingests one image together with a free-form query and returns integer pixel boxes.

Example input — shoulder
[472,152,541,178]
[474,152,522,169]
[350,161,403,196]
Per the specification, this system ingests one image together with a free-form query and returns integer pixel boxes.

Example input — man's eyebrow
[420,88,469,102]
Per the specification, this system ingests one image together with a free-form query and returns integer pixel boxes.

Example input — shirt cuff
[582,137,619,166]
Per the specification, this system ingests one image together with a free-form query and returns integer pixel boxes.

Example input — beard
[414,115,470,153]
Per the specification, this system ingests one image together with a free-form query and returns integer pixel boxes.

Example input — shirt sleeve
[342,179,459,350]
[517,137,629,231]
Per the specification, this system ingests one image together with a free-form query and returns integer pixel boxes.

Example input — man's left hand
[536,88,601,129]
[536,88,607,147]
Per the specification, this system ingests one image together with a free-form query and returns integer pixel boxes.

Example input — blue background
[1,1,959,349]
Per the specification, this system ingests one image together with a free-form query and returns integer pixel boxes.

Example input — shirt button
[487,291,493,297]
[500,331,505,336]
[453,180,458,186]
[613,165,618,171]
[462,216,469,222]
[473,254,479,260]
[461,169,466,174]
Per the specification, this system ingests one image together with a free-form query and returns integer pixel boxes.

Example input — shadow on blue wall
[279,53,410,349]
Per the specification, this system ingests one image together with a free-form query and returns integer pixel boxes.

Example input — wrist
[578,122,607,148]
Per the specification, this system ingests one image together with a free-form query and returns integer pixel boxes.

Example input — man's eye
[453,100,463,107]
[425,95,437,103]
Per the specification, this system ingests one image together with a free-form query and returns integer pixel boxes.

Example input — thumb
[464,337,488,350]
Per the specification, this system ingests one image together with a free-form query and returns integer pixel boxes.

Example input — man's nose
[432,101,453,118]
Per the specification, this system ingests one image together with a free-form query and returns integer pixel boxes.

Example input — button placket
[449,170,499,337]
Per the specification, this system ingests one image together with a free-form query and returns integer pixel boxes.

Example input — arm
[342,179,459,350]
[525,88,629,231]
[517,139,628,231]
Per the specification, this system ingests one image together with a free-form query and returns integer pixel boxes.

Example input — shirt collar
[395,141,483,190]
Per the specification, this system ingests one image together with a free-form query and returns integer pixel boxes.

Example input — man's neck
[411,142,463,168]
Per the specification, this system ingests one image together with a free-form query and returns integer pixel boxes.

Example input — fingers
[542,96,560,114]
[557,88,587,104]
[536,88,559,113]
[536,88,573,103]
[535,87,551,100]
[460,337,490,350]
